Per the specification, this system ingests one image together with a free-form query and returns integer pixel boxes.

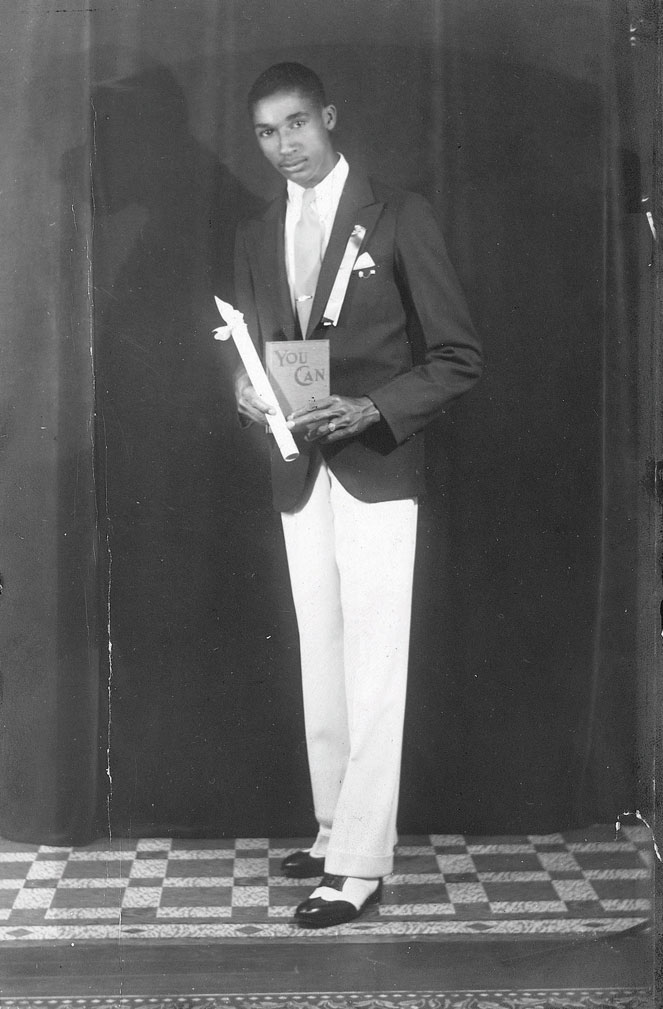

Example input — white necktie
[294,188,323,337]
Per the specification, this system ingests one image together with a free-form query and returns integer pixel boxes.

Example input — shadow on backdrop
[89,61,311,836]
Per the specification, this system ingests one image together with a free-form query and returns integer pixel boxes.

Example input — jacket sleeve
[230,222,260,426]
[367,193,483,444]
[232,223,262,363]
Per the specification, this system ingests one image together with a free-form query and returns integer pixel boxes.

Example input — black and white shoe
[294,873,383,928]
[280,850,326,879]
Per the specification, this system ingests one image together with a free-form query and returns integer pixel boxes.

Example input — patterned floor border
[0,915,650,943]
[0,991,653,1009]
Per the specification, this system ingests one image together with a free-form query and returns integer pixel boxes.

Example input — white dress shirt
[285,153,349,310]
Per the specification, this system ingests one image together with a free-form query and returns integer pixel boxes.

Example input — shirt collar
[287,153,349,212]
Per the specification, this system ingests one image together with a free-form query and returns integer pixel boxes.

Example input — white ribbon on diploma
[322,224,366,327]
[213,297,299,463]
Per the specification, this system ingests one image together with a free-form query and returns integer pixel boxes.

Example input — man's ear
[323,104,337,132]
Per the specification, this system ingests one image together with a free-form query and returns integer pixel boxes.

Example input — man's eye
[292,120,306,128]
[259,129,273,138]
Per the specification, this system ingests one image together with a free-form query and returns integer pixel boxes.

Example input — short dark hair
[247,62,327,116]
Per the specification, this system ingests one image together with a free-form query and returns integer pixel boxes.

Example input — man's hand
[235,371,276,425]
[287,395,381,443]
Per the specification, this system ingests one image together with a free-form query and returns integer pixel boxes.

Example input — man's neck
[290,152,342,194]
[311,152,341,189]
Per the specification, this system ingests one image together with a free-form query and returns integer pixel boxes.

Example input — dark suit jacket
[233,170,483,512]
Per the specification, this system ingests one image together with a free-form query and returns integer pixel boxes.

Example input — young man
[233,63,482,927]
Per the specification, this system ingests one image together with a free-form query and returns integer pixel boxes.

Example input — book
[264,340,330,416]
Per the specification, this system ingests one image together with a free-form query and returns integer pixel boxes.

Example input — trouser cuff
[324,848,394,878]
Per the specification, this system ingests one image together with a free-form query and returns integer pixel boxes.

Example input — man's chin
[279,164,310,183]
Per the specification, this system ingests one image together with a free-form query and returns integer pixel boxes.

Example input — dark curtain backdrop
[0,1,649,843]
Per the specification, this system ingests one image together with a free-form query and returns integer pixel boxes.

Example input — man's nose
[278,130,296,154]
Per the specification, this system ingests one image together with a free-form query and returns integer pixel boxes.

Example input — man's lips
[280,159,306,171]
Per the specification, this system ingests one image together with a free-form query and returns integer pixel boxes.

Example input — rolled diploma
[213,297,299,462]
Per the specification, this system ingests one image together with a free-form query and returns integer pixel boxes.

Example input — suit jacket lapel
[306,173,384,338]
[253,174,384,341]
[255,195,297,341]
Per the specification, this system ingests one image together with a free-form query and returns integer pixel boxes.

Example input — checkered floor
[0,825,651,941]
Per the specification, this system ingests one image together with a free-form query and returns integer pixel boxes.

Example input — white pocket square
[353,251,376,271]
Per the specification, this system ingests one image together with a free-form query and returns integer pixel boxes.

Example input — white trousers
[281,460,418,878]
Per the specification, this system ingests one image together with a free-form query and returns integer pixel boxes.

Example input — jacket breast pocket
[352,261,382,281]
[343,256,402,327]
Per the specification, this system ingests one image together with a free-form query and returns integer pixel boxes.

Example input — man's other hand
[235,371,276,425]
[287,395,380,443]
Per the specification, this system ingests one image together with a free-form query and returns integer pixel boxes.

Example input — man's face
[252,89,337,189]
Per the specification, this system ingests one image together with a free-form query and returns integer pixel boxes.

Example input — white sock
[309,876,380,910]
